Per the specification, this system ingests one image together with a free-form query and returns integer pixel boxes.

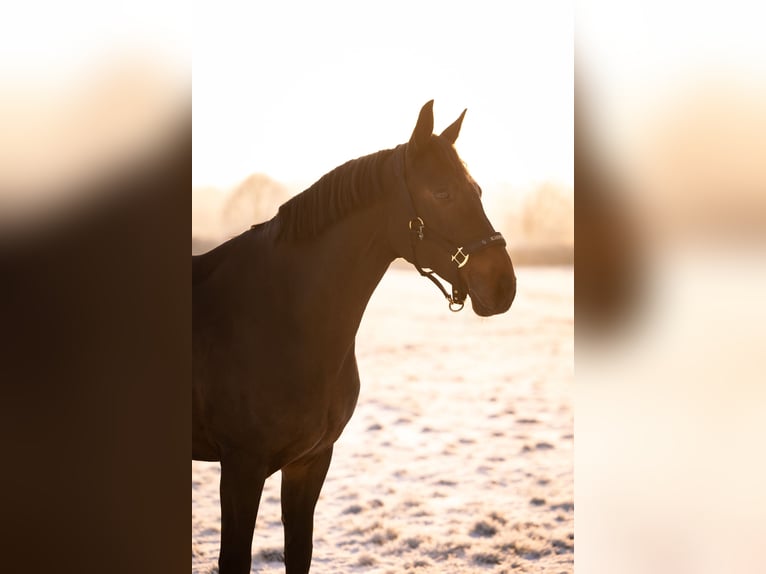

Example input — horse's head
[389,100,516,317]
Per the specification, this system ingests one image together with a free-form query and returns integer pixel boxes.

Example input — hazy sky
[2,2,572,190]
[193,1,574,189]
[5,1,761,194]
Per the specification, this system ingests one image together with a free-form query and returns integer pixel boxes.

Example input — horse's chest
[278,364,361,461]
[204,338,362,467]
[309,369,360,437]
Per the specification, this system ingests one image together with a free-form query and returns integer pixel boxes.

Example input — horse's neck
[290,202,395,345]
[195,171,400,362]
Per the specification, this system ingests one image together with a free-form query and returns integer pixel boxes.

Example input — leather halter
[394,145,507,312]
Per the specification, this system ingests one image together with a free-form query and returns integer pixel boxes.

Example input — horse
[192,100,516,573]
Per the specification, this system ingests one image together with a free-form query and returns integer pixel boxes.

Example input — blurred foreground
[576,4,766,570]
[0,47,190,573]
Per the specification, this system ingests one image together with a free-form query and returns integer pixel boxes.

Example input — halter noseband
[394,145,507,312]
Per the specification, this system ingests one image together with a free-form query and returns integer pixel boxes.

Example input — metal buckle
[451,247,470,268]
[408,217,424,240]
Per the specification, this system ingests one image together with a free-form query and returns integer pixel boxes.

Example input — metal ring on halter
[408,217,424,240]
[448,299,464,312]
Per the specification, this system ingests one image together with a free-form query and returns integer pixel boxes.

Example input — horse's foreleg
[281,447,333,574]
[218,453,266,574]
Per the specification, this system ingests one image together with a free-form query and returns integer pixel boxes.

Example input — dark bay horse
[192,100,516,573]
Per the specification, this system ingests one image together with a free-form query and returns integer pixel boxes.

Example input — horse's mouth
[466,270,516,317]
[469,287,513,317]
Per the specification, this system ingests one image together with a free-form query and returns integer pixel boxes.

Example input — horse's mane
[274,137,467,242]
[275,147,399,242]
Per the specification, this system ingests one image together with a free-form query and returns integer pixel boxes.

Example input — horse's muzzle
[468,268,516,317]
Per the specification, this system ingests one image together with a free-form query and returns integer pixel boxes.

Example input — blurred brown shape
[0,61,185,234]
[0,59,190,574]
[574,90,643,334]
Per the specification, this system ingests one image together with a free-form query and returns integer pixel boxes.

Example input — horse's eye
[434,189,451,200]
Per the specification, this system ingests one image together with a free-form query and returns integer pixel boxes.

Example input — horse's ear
[440,108,467,145]
[409,99,435,154]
